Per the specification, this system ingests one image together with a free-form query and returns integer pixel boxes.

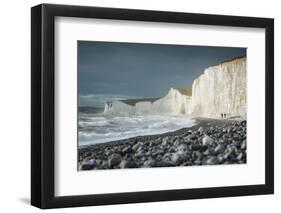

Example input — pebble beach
[78,118,247,170]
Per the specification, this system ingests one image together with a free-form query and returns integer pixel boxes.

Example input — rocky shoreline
[78,118,247,170]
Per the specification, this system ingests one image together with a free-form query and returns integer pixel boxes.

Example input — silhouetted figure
[224,113,226,119]
[221,113,223,119]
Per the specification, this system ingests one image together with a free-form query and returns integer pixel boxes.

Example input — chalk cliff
[104,88,192,115]
[191,56,247,117]
[104,56,246,118]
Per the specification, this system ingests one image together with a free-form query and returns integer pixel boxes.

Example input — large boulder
[108,153,122,168]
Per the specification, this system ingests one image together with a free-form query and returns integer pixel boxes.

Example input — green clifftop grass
[120,97,160,106]
[175,87,192,96]
[118,87,192,106]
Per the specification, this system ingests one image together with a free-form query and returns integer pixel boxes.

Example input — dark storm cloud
[78,41,246,107]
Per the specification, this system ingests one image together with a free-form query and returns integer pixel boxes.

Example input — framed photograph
[31,4,274,209]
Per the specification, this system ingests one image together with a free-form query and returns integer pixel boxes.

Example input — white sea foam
[78,115,195,146]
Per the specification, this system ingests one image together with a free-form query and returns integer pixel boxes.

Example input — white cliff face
[150,88,192,115]
[104,56,246,118]
[104,101,135,115]
[191,57,246,117]
[104,88,191,115]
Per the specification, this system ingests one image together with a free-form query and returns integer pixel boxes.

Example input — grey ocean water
[78,107,195,146]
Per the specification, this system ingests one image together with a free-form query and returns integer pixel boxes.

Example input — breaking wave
[78,113,195,146]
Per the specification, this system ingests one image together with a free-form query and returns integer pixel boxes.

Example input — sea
[78,106,196,147]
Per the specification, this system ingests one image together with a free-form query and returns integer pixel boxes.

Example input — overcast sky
[78,41,246,107]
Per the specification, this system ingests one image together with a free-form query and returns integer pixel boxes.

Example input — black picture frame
[31,3,274,209]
